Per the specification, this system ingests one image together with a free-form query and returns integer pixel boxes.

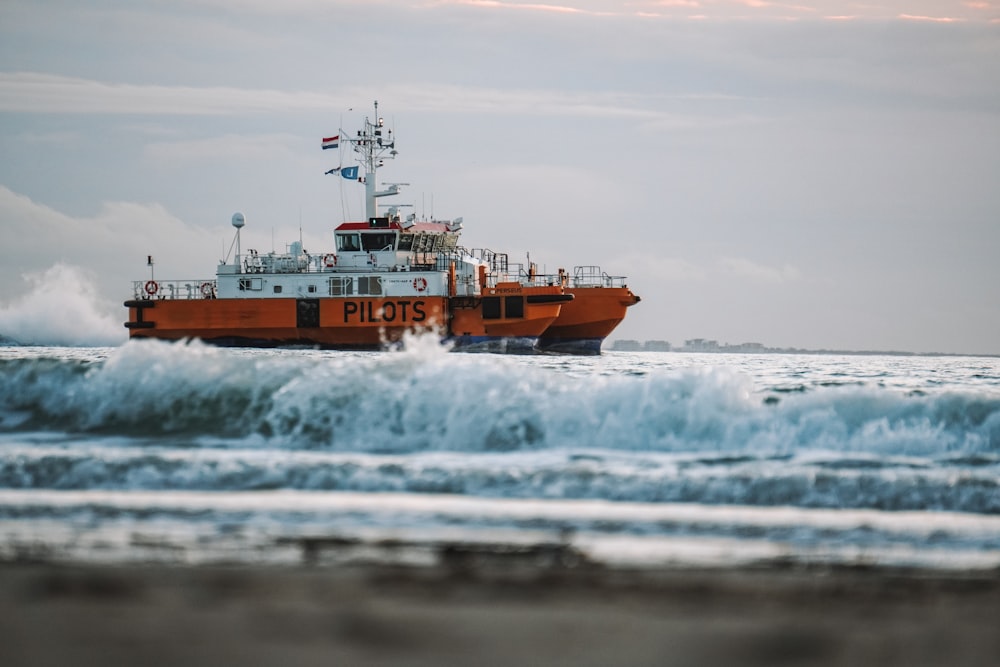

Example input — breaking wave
[1,340,999,514]
[2,338,998,457]
[0,264,126,347]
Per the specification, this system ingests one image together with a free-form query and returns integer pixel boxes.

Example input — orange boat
[125,102,571,352]
[536,266,641,354]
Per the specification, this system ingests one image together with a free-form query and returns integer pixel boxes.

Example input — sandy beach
[2,559,998,667]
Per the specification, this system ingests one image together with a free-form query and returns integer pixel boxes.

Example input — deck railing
[131,279,216,300]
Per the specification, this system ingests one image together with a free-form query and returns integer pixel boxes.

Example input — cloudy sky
[1,0,998,353]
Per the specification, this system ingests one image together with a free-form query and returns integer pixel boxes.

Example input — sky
[0,0,998,353]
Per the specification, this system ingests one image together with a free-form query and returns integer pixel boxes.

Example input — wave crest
[0,264,126,347]
[1,340,998,458]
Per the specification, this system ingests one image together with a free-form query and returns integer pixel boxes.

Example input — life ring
[144,280,159,295]
[324,253,337,268]
[200,282,215,298]
[413,277,428,292]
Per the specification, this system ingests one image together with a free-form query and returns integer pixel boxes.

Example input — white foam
[0,263,126,346]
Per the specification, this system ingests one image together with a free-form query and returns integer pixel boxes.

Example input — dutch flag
[321,135,339,150]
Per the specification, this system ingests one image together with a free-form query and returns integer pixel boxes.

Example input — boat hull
[125,286,571,352]
[537,286,640,355]
[125,297,448,349]
[448,284,569,353]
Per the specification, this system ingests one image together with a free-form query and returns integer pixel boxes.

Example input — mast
[347,100,401,220]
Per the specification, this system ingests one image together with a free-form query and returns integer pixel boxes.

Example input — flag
[321,135,339,150]
[341,166,359,180]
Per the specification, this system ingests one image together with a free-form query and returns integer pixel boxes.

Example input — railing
[571,265,629,288]
[130,262,628,302]
[131,279,216,300]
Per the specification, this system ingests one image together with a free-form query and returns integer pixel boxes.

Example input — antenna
[344,100,401,219]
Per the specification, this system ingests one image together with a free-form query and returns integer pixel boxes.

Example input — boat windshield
[361,232,397,252]
[336,233,361,252]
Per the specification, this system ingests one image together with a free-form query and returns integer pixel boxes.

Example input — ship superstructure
[126,102,579,351]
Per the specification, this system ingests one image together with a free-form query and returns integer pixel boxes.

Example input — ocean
[1,338,999,572]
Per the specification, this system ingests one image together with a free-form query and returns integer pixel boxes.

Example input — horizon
[607,336,1000,358]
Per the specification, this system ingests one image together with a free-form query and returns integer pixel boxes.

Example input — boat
[455,257,641,355]
[125,102,573,352]
[536,266,641,355]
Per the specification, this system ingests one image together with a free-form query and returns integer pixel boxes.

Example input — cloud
[440,0,616,15]
[627,255,709,282]
[898,14,966,23]
[614,252,800,285]
[717,257,800,284]
[0,73,762,129]
[0,73,340,115]
[144,133,301,162]
[0,186,221,320]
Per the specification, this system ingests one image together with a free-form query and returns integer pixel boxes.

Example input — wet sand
[2,560,999,666]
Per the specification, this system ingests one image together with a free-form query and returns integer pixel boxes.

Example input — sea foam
[0,264,126,347]
[1,339,997,460]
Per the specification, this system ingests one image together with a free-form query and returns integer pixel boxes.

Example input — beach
[2,559,999,666]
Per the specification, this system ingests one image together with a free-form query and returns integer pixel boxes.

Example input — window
[273,285,283,294]
[239,278,262,291]
[361,232,397,252]
[336,233,361,252]
[358,276,383,295]
[482,297,501,320]
[505,296,524,319]
[329,277,354,296]
[307,285,317,293]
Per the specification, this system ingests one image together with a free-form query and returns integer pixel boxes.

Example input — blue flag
[341,166,359,180]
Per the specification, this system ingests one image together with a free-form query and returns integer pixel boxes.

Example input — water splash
[2,340,998,459]
[0,264,126,347]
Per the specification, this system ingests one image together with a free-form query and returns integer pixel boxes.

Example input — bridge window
[361,232,397,252]
[336,233,361,252]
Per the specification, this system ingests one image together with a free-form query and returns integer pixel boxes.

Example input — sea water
[1,338,998,571]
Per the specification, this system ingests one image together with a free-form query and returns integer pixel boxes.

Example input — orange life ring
[324,253,337,267]
[144,280,159,295]
[413,277,428,292]
[200,282,214,298]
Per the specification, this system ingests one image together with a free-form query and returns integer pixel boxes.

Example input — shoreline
[3,560,999,666]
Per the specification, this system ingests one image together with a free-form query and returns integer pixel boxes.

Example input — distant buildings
[606,336,996,357]
[609,338,768,353]
[682,339,766,353]
[609,339,672,352]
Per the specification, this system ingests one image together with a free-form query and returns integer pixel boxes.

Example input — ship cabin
[332,215,462,273]
[197,215,472,302]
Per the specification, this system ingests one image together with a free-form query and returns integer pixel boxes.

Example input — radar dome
[232,212,246,228]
